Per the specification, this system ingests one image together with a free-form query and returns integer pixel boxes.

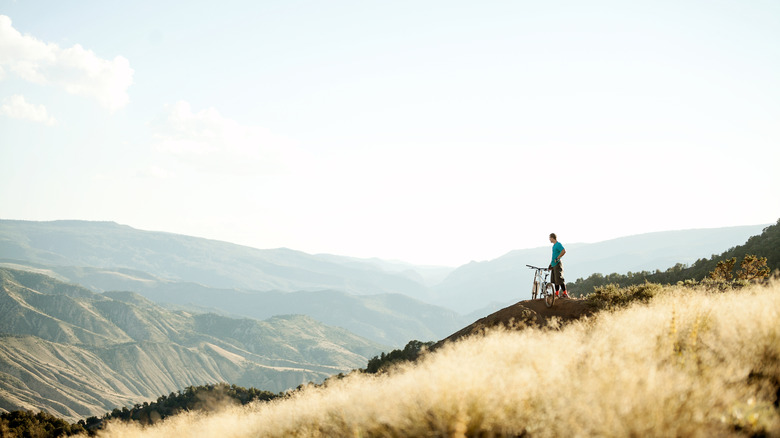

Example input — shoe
[555,291,559,297]
[562,292,570,298]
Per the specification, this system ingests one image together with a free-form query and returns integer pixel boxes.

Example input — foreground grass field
[97,281,780,437]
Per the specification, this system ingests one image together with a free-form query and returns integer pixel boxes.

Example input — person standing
[549,233,569,298]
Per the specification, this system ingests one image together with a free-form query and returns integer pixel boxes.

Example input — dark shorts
[551,262,565,286]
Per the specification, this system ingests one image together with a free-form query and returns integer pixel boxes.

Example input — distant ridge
[431,223,769,313]
[0,219,436,295]
[0,219,769,316]
[0,219,468,346]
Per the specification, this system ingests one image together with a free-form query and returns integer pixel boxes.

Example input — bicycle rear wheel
[544,283,556,307]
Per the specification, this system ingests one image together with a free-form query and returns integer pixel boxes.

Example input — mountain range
[0,220,472,346]
[1,220,767,317]
[0,267,384,421]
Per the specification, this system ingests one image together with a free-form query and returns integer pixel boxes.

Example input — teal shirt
[551,242,564,267]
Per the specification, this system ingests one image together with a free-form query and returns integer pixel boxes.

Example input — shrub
[585,281,665,311]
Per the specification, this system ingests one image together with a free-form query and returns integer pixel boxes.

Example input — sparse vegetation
[93,281,780,437]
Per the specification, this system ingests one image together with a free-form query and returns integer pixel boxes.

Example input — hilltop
[434,297,594,348]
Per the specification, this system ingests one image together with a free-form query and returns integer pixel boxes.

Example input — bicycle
[526,264,556,307]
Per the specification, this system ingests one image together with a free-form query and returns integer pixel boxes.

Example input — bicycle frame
[526,264,555,306]
[526,264,549,298]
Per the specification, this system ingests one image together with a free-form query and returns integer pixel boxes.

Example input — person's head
[549,233,557,243]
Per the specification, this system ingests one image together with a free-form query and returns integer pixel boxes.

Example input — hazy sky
[1,1,778,266]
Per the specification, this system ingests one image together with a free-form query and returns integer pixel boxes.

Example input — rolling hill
[0,262,467,347]
[0,268,385,422]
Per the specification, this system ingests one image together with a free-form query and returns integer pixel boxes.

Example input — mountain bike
[526,264,556,307]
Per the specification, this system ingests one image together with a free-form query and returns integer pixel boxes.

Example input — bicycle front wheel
[544,283,556,308]
[531,281,538,300]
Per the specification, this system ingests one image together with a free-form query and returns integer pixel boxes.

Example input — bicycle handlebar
[526,264,548,270]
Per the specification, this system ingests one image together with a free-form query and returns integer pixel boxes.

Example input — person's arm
[556,248,566,263]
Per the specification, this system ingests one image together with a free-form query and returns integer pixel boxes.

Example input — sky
[1,0,778,266]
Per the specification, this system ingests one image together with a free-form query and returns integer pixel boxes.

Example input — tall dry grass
[96,282,780,437]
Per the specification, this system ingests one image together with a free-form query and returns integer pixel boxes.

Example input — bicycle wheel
[544,282,556,307]
[531,281,538,300]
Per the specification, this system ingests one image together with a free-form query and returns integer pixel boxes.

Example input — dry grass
[95,282,780,437]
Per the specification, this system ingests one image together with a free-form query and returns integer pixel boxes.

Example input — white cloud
[0,15,133,111]
[150,101,294,175]
[1,94,57,125]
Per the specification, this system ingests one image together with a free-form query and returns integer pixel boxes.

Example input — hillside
[0,262,467,348]
[0,268,385,421]
[571,219,780,292]
[94,281,780,437]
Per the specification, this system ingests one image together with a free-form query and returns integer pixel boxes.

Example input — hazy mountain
[0,268,385,421]
[312,253,453,287]
[433,224,768,313]
[0,261,468,347]
[143,285,466,347]
[0,219,769,317]
[0,220,468,346]
[0,220,441,298]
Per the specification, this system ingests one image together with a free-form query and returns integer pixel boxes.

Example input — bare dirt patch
[434,297,594,349]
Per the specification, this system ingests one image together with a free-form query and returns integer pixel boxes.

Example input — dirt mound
[433,297,594,349]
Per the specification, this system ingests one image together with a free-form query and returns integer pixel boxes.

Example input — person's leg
[556,263,567,296]
[553,264,562,296]
[549,268,556,296]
